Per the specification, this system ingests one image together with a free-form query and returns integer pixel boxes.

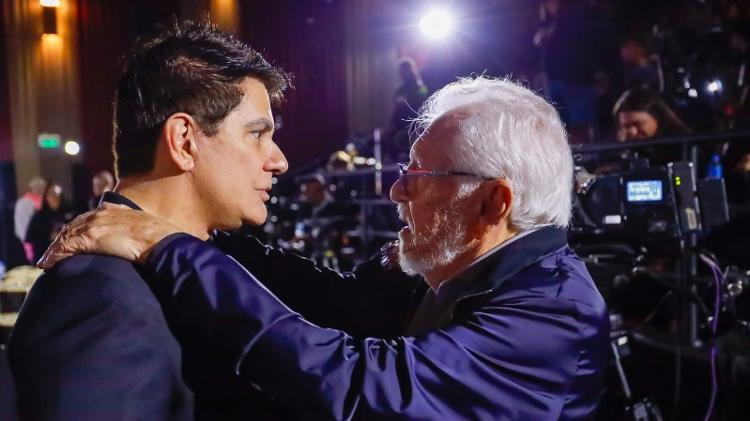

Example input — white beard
[397,205,471,277]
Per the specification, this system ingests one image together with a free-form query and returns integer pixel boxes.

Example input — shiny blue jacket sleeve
[146,234,583,420]
[211,232,418,338]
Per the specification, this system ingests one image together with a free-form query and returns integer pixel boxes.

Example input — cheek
[409,205,439,234]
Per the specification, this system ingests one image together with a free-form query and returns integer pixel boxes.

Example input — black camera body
[574,160,728,241]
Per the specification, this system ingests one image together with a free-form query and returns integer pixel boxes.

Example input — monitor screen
[626,180,663,202]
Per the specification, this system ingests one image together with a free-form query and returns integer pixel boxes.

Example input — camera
[573,158,729,242]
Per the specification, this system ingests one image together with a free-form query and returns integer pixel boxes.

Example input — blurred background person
[294,174,359,270]
[541,0,622,143]
[614,87,692,142]
[88,170,115,210]
[25,182,72,263]
[620,36,661,91]
[13,177,47,263]
[384,57,429,162]
[298,174,334,216]
[587,87,692,173]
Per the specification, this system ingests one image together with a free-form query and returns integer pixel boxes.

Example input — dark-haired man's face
[191,77,288,229]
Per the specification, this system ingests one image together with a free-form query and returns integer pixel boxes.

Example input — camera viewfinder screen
[626,180,663,202]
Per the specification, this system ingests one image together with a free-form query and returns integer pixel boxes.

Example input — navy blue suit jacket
[8,192,285,420]
[8,254,194,420]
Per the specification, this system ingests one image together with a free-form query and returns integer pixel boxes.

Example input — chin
[243,210,268,227]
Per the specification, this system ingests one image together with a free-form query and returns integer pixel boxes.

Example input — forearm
[211,232,417,337]
[145,235,578,420]
[146,235,444,419]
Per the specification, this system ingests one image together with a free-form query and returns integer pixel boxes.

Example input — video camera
[573,158,729,241]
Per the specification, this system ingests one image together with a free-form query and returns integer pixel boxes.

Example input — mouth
[258,189,271,202]
[397,206,412,230]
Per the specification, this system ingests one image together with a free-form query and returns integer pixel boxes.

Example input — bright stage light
[64,140,80,156]
[706,79,722,94]
[419,9,453,40]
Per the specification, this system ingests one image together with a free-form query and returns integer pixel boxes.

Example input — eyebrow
[245,118,274,132]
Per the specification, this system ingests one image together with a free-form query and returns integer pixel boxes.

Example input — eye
[250,130,263,140]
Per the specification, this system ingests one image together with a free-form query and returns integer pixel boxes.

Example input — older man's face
[389,116,478,276]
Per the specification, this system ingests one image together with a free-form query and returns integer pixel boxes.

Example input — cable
[632,267,710,318]
[643,290,676,325]
[699,252,723,421]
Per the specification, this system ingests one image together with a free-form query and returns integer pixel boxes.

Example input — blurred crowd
[5,171,114,269]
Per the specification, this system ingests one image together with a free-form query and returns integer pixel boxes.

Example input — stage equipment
[574,159,728,240]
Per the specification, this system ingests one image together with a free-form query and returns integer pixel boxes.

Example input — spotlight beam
[419,9,454,40]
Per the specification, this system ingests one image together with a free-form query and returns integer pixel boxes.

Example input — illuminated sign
[38,133,61,149]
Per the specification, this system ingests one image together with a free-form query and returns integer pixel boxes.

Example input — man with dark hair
[9,19,290,420]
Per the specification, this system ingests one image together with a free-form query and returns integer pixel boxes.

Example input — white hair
[28,177,47,194]
[414,76,574,230]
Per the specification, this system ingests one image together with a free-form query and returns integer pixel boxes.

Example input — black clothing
[25,206,69,263]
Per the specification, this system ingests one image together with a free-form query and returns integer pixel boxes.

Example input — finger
[100,202,130,211]
[38,236,67,270]
[37,251,71,270]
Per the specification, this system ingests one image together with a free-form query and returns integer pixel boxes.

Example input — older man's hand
[37,203,181,270]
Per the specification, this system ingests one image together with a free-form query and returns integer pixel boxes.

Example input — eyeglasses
[396,163,497,196]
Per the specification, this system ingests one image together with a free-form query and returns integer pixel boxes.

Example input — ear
[162,113,200,172]
[480,179,513,226]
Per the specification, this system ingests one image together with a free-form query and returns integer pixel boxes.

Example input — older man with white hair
[40,76,609,420]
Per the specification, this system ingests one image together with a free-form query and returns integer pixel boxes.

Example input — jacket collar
[462,225,568,296]
[101,191,143,211]
[412,226,569,304]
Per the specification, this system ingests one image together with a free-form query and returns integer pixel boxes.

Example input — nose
[266,140,288,175]
[390,177,408,204]
[625,125,638,139]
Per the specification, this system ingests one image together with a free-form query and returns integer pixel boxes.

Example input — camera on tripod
[574,158,729,241]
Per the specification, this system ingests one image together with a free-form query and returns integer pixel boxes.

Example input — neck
[422,225,518,289]
[115,175,211,240]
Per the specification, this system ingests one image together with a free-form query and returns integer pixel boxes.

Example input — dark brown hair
[113,19,291,178]
[613,87,692,137]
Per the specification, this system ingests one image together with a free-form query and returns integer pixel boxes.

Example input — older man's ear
[480,180,513,226]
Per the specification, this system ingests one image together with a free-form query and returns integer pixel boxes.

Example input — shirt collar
[453,225,569,298]
[469,226,568,294]
[445,228,541,288]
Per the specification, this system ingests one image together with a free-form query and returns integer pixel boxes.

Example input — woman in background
[26,182,72,263]
[614,87,692,142]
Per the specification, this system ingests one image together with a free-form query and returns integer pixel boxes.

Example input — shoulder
[553,246,608,311]
[483,245,608,337]
[10,254,161,345]
[14,197,33,211]
[501,245,604,307]
[41,254,153,299]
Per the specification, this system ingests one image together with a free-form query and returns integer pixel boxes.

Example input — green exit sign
[38,133,61,149]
